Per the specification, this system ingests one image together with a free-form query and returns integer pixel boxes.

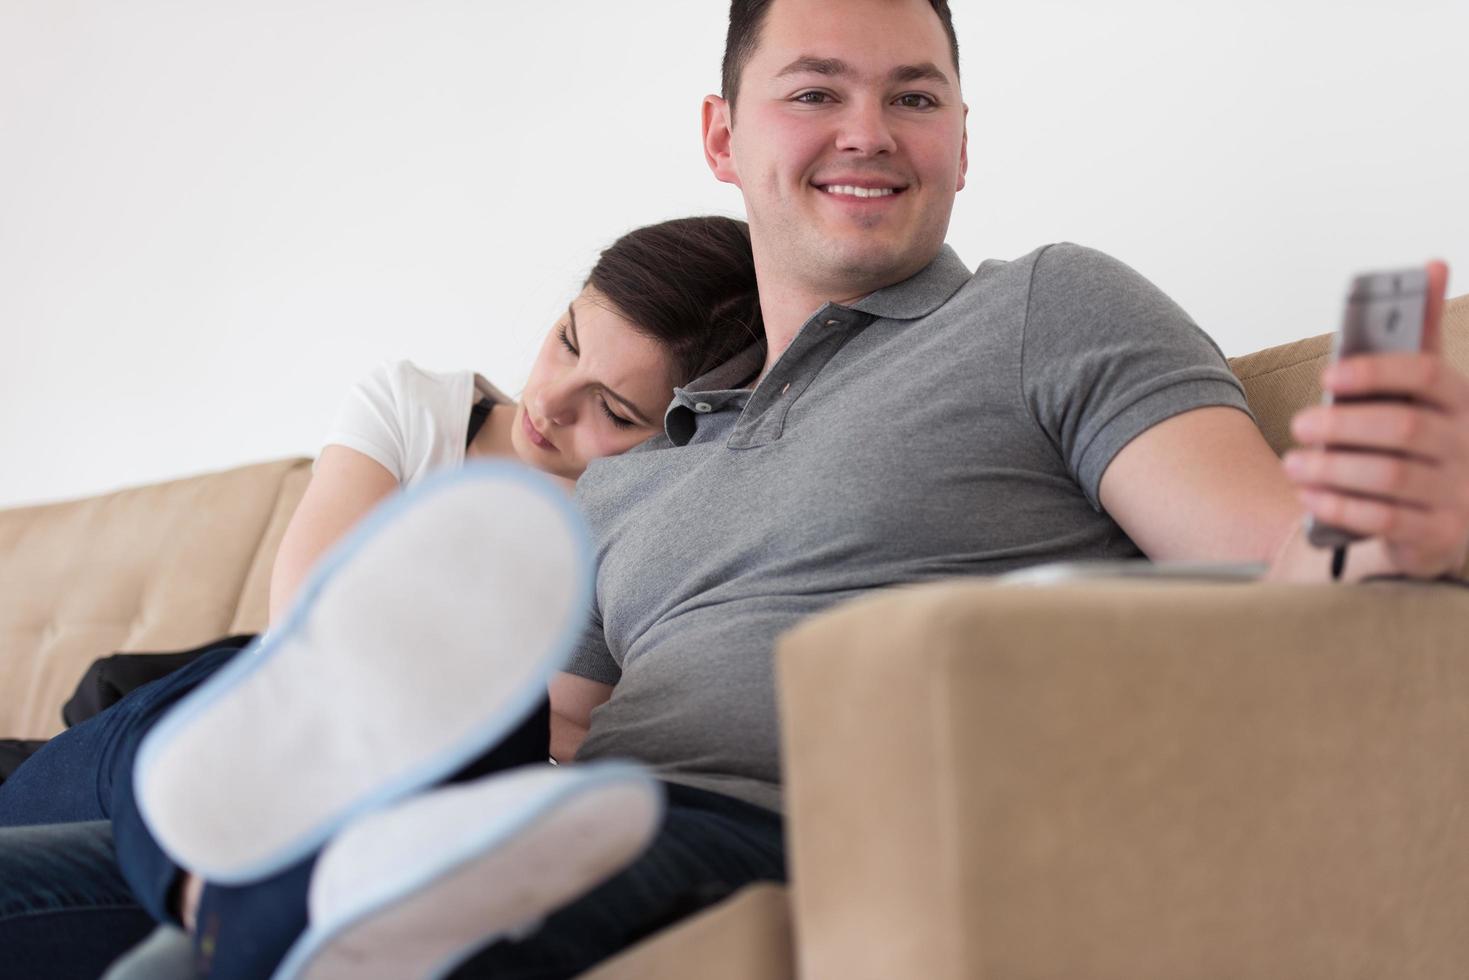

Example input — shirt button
[824,318,840,326]
[694,402,713,413]
[780,382,791,395]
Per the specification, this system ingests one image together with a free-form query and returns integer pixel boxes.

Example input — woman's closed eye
[599,398,635,429]
[556,325,636,429]
[557,325,577,355]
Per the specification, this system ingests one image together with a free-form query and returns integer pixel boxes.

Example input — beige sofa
[2,297,1466,979]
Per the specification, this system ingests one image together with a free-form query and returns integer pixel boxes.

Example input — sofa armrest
[777,579,1469,980]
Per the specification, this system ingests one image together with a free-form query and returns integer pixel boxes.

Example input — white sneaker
[135,462,593,883]
[273,763,663,980]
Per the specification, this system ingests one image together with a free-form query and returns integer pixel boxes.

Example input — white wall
[2,0,1464,508]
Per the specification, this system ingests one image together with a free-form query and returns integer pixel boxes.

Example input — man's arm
[549,671,613,762]
[1099,263,1469,581]
[1098,405,1303,565]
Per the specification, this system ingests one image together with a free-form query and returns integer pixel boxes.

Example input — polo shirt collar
[660,245,971,446]
[847,245,971,321]
[663,341,765,445]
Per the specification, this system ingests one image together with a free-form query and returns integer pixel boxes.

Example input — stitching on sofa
[1230,348,1329,383]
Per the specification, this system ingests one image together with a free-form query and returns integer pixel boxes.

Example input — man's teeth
[821,185,897,198]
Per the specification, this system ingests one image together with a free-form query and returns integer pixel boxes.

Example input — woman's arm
[548,671,614,762]
[268,444,400,624]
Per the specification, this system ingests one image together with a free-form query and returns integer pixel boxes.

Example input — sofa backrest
[1228,294,1469,456]
[0,296,1463,738]
[0,458,311,737]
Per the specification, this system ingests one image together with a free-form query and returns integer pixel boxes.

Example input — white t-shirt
[322,360,513,486]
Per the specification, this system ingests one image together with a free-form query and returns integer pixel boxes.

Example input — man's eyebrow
[890,62,951,87]
[775,56,951,89]
[569,304,655,427]
[776,56,850,79]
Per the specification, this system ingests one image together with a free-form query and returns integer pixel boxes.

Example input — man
[2,1,1466,977]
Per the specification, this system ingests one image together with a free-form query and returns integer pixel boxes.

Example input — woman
[276,213,761,624]
[268,216,762,765]
[0,214,763,786]
[0,214,762,827]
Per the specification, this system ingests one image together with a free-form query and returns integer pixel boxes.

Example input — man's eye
[792,91,833,105]
[894,93,936,110]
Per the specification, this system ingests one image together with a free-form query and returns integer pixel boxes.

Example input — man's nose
[835,99,896,156]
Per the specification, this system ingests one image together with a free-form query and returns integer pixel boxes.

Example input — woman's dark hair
[586,216,764,383]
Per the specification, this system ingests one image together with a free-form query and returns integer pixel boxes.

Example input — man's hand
[1284,261,1469,579]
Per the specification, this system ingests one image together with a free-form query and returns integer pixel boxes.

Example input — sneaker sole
[134,461,593,883]
[275,763,663,980]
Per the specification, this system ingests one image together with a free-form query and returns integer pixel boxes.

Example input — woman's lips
[522,409,556,451]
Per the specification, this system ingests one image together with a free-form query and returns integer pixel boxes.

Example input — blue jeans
[0,647,246,829]
[0,820,157,978]
[0,784,785,980]
[0,646,782,978]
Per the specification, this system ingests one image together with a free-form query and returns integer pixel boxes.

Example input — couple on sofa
[3,0,1468,977]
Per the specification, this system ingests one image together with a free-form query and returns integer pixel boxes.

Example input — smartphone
[1304,267,1430,549]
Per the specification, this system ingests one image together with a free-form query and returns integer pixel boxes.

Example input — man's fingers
[1321,352,1469,413]
[1291,401,1462,461]
[1422,259,1449,356]
[1283,448,1454,510]
[1297,487,1444,544]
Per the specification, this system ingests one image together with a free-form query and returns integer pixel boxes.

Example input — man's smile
[820,184,899,198]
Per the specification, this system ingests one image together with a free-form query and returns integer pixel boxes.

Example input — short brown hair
[587,217,764,383]
[721,0,960,110]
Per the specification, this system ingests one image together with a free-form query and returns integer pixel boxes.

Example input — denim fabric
[0,647,245,829]
[0,633,781,978]
[0,782,782,980]
[0,821,156,979]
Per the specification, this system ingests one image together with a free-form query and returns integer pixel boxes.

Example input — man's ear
[702,95,741,187]
[956,103,969,192]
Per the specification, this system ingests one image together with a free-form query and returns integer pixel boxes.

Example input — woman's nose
[535,383,576,426]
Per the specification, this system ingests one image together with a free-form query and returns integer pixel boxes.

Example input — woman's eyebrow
[568,304,654,427]
[603,388,654,427]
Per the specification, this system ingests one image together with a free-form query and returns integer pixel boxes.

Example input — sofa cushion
[577,883,793,980]
[0,458,311,738]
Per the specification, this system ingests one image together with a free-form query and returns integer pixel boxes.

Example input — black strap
[465,398,493,448]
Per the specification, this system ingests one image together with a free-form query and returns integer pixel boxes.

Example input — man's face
[706,0,967,296]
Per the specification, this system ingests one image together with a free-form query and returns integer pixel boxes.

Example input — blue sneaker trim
[272,762,663,980]
[133,460,596,883]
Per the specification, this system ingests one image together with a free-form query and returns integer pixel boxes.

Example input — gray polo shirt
[568,242,1249,813]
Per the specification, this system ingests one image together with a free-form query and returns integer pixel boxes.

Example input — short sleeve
[563,605,621,686]
[1021,244,1251,510]
[320,361,480,486]
[321,361,415,482]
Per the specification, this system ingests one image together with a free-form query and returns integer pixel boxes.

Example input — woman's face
[512,286,680,480]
